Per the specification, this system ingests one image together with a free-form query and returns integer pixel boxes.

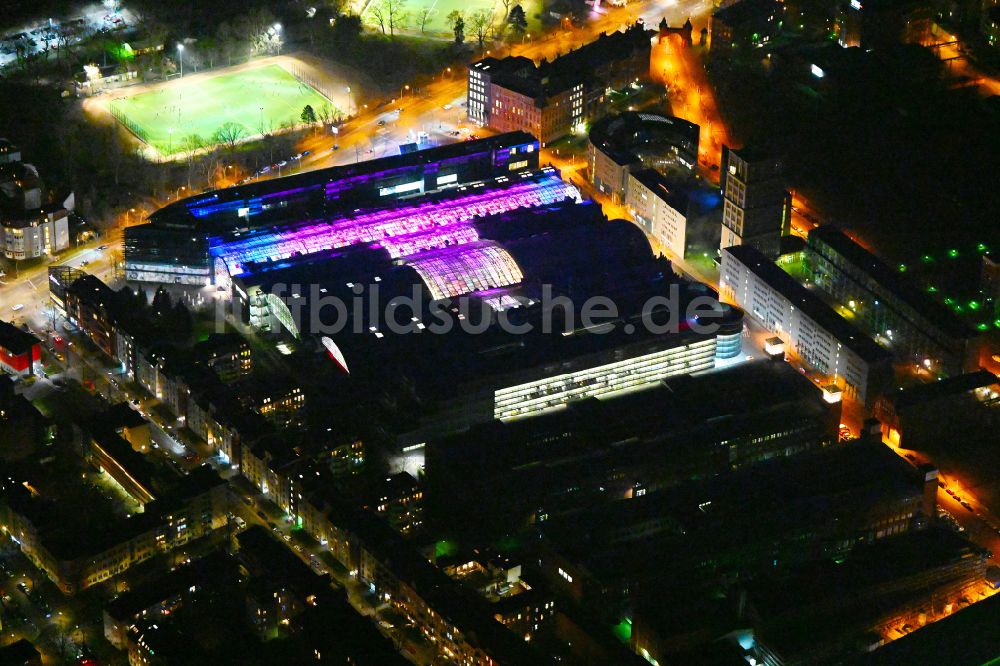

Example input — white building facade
[2,208,70,260]
[625,169,688,259]
[720,244,890,404]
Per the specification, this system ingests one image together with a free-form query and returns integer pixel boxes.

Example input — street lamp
[400,84,410,98]
[177,43,184,76]
[269,23,283,54]
[346,86,353,115]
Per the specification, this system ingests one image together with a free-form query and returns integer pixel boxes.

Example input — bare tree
[213,122,247,150]
[183,134,206,188]
[316,102,343,127]
[369,0,389,34]
[198,37,220,69]
[183,133,206,154]
[235,8,280,55]
[499,0,513,19]
[417,7,434,34]
[387,0,409,36]
[199,151,223,189]
[469,9,494,49]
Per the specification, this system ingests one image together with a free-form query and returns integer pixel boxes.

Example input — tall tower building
[719,145,790,259]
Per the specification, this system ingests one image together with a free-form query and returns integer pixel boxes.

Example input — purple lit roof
[213,171,579,276]
[404,241,524,300]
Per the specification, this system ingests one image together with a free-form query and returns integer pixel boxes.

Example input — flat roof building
[469,25,653,145]
[297,216,743,439]
[126,132,542,285]
[806,225,977,373]
[588,111,700,203]
[852,585,1000,665]
[624,169,719,259]
[426,359,840,540]
[536,439,934,605]
[750,529,988,666]
[711,0,784,50]
[719,145,790,260]
[874,370,1000,449]
[721,243,892,405]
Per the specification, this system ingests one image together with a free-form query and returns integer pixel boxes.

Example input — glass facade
[494,338,718,420]
[715,331,742,359]
[406,241,524,300]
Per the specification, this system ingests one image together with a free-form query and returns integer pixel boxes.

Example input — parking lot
[0,7,135,70]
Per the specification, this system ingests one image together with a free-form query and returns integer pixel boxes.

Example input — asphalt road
[0,234,119,336]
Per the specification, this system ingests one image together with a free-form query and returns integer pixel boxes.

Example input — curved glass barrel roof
[405,241,524,300]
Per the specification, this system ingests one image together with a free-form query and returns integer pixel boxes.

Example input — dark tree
[301,105,317,124]
[331,14,363,45]
[507,5,527,36]
[133,286,148,309]
[447,10,465,44]
[152,286,172,317]
[172,301,194,341]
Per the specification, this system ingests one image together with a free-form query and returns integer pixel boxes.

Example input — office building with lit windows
[721,243,892,405]
[124,133,542,285]
[413,287,738,437]
[805,225,977,374]
[719,145,791,259]
[624,169,693,259]
[468,24,654,145]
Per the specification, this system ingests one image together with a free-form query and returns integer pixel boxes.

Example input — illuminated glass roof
[212,171,579,277]
[406,242,524,300]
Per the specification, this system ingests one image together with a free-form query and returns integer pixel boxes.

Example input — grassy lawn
[363,0,498,35]
[110,64,333,155]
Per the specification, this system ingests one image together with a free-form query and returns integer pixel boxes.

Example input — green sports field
[109,64,333,156]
